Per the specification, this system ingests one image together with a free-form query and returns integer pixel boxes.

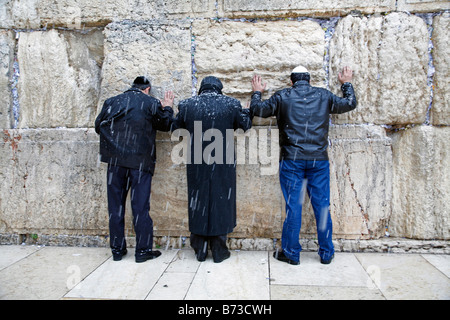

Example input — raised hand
[252,75,267,93]
[338,66,353,84]
[161,90,175,108]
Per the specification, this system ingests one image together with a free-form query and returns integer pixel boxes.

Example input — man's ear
[143,87,151,95]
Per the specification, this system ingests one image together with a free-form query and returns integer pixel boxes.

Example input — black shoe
[112,249,127,261]
[273,250,299,265]
[320,254,334,265]
[194,249,208,262]
[213,250,231,263]
[135,250,162,263]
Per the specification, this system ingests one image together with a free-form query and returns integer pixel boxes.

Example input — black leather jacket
[251,80,357,161]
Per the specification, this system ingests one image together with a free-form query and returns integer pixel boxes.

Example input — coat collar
[293,80,311,87]
[125,87,144,94]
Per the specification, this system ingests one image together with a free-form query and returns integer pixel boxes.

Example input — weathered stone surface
[0,0,213,29]
[0,0,40,29]
[1,2,448,245]
[99,20,192,112]
[193,19,325,125]
[222,0,396,18]
[146,125,394,240]
[0,129,108,235]
[151,129,283,239]
[390,126,450,240]
[0,125,394,241]
[194,19,325,98]
[301,125,393,239]
[329,13,430,125]
[17,29,103,128]
[397,0,450,13]
[431,12,449,125]
[39,0,212,28]
[0,30,14,129]
[150,132,189,237]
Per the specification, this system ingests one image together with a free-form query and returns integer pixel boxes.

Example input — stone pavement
[0,245,449,300]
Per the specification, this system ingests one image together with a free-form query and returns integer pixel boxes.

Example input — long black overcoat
[173,78,252,236]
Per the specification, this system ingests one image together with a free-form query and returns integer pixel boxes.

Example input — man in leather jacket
[251,66,357,265]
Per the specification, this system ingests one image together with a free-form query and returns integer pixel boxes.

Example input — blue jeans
[279,160,334,262]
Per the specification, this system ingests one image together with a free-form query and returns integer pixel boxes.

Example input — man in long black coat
[172,76,252,263]
[95,76,174,263]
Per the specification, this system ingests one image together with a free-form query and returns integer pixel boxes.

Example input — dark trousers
[190,234,229,262]
[107,165,154,254]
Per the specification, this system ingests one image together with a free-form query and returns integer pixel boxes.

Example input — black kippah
[133,76,151,86]
[132,76,151,89]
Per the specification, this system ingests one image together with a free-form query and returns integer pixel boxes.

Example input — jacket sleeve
[234,104,252,132]
[152,100,174,132]
[250,91,281,118]
[170,102,187,132]
[329,83,358,114]
[94,100,109,134]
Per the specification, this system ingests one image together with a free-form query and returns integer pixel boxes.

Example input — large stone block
[222,0,396,18]
[99,20,192,112]
[0,30,14,129]
[397,0,450,13]
[39,0,213,28]
[193,19,325,125]
[0,0,40,29]
[431,12,449,125]
[149,132,189,237]
[0,129,108,235]
[300,125,393,239]
[0,0,213,29]
[329,13,430,125]
[389,126,450,240]
[17,29,103,128]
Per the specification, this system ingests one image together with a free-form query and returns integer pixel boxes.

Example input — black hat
[198,76,223,95]
[132,76,151,89]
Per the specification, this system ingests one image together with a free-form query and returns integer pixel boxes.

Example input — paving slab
[146,250,200,300]
[270,252,371,287]
[0,245,42,271]
[0,246,110,300]
[65,249,178,300]
[421,254,450,278]
[1,246,449,300]
[270,284,385,300]
[185,251,270,300]
[355,253,450,300]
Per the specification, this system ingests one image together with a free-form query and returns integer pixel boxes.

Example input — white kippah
[292,66,309,73]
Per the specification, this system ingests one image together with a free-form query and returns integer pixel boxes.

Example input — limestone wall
[0,0,449,245]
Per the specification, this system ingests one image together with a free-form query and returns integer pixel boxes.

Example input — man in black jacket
[172,76,252,263]
[95,76,174,263]
[251,66,357,265]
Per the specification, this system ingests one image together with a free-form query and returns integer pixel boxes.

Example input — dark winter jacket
[95,88,174,175]
[251,81,357,161]
[172,77,252,236]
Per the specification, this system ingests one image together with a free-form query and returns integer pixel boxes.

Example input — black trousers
[190,233,230,262]
[107,165,154,254]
